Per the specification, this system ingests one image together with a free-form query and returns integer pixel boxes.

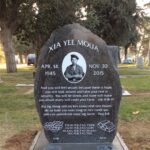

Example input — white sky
[136,0,150,7]
[136,0,150,15]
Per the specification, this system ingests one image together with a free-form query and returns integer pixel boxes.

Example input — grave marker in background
[136,56,144,68]
[107,46,120,70]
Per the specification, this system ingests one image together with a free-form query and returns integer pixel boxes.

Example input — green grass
[119,63,150,69]
[121,76,150,92]
[0,66,39,133]
[118,64,150,75]
[118,67,150,121]
[119,96,150,121]
[119,69,150,75]
[0,67,34,85]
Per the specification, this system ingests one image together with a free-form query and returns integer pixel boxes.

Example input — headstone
[136,56,144,68]
[34,24,122,147]
[107,46,120,69]
[0,77,3,83]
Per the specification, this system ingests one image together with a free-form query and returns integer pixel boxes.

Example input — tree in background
[17,0,81,56]
[18,0,140,61]
[81,0,140,59]
[137,2,150,65]
[0,43,5,63]
[0,43,4,83]
[0,0,36,72]
[0,0,143,72]
[13,36,33,64]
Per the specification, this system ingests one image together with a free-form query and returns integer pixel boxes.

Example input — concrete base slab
[30,130,128,150]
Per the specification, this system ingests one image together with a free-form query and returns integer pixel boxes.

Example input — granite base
[29,130,128,150]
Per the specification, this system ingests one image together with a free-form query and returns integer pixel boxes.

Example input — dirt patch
[132,92,150,96]
[119,121,150,150]
[0,124,17,150]
[3,130,37,150]
[16,87,33,95]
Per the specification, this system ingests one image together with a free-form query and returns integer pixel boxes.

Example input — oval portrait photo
[62,52,87,83]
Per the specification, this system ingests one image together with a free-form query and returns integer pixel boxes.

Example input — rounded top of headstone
[38,23,110,68]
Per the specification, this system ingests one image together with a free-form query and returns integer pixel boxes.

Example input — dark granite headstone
[34,24,122,145]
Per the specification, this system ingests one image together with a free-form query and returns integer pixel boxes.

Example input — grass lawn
[0,64,150,150]
[119,96,150,121]
[119,65,150,121]
[0,65,40,149]
[118,66,150,150]
[121,76,150,92]
[118,64,150,75]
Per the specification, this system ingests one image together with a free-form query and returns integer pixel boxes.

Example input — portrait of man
[64,54,84,82]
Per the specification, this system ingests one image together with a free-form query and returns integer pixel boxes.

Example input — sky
[136,0,150,15]
[136,0,150,7]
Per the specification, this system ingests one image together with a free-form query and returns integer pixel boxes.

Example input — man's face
[71,58,78,65]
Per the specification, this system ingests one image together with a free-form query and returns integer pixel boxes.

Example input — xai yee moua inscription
[34,24,122,143]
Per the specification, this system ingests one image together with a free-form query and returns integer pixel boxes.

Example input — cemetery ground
[0,64,150,150]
